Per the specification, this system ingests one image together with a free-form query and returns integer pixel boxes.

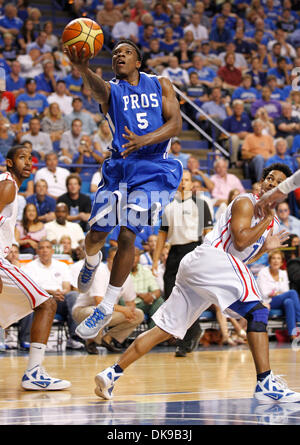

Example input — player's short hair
[112,39,143,62]
[261,163,292,181]
[6,144,29,161]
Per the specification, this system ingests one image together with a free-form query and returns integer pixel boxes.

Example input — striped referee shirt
[160,194,213,246]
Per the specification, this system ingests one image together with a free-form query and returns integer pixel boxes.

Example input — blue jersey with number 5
[104,72,169,156]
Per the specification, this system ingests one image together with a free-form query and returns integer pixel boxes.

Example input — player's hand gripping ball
[62,18,104,59]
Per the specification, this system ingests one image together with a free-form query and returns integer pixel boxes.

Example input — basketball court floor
[1,343,300,426]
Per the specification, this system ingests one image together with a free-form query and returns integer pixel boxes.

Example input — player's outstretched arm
[64,46,111,109]
[230,197,274,251]
[121,77,182,158]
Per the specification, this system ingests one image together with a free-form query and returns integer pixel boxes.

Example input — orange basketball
[62,18,104,59]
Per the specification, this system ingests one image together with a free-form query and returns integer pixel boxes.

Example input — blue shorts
[89,152,183,235]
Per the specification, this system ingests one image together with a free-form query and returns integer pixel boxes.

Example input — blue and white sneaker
[22,365,71,391]
[75,304,112,339]
[77,253,102,293]
[94,366,123,400]
[254,372,300,404]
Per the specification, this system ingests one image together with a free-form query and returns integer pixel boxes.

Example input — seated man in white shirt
[47,80,73,116]
[72,247,144,355]
[45,202,85,250]
[34,152,70,198]
[111,10,139,43]
[22,239,83,350]
[17,48,44,79]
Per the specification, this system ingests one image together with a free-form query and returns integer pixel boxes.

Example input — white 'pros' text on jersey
[103,72,170,156]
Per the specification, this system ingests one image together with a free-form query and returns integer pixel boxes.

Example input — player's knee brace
[245,302,269,333]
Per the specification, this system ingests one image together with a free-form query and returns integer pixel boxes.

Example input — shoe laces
[81,263,95,282]
[85,307,105,328]
[36,366,51,380]
[271,373,288,390]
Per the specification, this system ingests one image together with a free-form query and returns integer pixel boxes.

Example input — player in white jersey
[94,163,300,404]
[0,145,70,391]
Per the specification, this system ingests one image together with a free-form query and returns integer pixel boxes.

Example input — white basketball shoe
[22,365,71,390]
[254,372,300,404]
[94,365,123,400]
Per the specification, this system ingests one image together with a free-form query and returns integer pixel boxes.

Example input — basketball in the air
[62,18,104,59]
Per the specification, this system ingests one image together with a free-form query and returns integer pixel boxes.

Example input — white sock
[99,284,122,313]
[27,343,46,371]
[86,251,102,267]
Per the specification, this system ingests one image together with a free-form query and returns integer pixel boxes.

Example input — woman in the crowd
[59,235,73,256]
[257,249,300,341]
[15,203,46,254]
[17,19,36,53]
[28,8,42,34]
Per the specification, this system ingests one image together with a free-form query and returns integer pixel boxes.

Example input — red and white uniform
[204,193,280,263]
[0,172,50,329]
[152,193,280,339]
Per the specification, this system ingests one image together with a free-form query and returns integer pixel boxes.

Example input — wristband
[277,176,295,195]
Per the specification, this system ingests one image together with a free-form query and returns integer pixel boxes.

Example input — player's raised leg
[77,230,107,293]
[76,227,136,339]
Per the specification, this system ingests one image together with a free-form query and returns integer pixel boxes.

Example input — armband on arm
[278,171,300,195]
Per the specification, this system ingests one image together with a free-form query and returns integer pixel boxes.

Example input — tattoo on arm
[81,69,111,106]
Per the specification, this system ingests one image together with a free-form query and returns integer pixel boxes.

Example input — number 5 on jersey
[136,112,149,129]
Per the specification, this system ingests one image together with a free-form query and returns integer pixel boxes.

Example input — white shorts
[152,245,262,339]
[0,257,51,329]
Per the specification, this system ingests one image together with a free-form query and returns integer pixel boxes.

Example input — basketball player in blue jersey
[65,39,183,339]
